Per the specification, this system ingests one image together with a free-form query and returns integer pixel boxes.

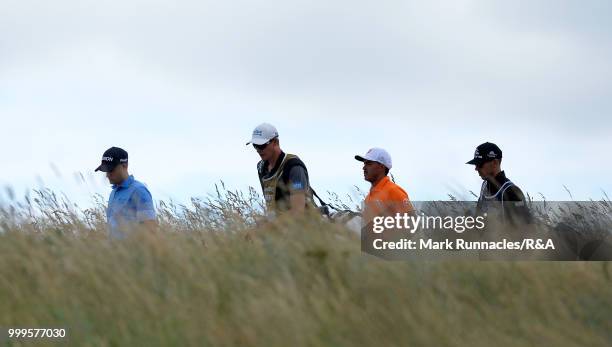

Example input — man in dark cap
[466,142,531,224]
[95,147,157,238]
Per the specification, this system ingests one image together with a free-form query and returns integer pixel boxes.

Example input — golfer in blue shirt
[95,147,157,239]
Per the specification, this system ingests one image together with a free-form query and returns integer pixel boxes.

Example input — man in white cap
[247,123,317,217]
[355,148,414,218]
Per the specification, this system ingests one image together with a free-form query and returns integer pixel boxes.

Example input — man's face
[253,138,277,162]
[363,160,386,183]
[475,160,498,179]
[106,164,127,185]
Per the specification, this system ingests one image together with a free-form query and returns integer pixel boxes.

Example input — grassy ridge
[1,216,611,346]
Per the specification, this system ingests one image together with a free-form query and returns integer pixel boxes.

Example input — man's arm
[134,186,158,232]
[502,185,532,225]
[287,166,309,215]
[290,192,306,215]
[388,190,415,216]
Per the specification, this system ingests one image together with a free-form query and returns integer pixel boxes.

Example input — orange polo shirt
[364,176,414,216]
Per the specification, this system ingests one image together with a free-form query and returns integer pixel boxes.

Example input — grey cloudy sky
[1,0,611,206]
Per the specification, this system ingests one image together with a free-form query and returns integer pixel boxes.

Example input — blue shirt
[107,175,156,239]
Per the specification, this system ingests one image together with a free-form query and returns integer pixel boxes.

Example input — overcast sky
[1,0,611,207]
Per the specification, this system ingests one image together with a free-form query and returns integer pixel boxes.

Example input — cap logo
[102,156,113,162]
[474,150,482,159]
[487,151,496,158]
[253,130,263,136]
[120,158,128,163]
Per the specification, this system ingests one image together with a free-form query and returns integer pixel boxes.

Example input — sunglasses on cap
[252,138,276,151]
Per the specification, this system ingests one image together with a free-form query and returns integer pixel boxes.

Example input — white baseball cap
[355,148,393,169]
[246,123,279,145]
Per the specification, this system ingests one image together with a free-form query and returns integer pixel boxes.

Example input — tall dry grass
[0,186,611,346]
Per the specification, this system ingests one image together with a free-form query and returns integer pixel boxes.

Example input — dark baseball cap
[466,142,502,165]
[95,147,128,172]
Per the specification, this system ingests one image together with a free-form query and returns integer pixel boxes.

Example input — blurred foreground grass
[0,187,611,346]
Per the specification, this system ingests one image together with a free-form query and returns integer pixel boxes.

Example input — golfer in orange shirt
[355,148,414,220]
